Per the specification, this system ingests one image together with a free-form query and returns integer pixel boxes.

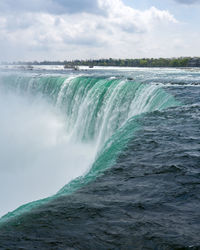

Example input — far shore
[1,57,200,68]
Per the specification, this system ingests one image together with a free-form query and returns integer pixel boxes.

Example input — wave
[0,74,179,223]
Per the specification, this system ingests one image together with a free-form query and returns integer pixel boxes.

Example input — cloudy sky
[0,0,200,61]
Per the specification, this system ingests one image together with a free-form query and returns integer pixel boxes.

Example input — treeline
[3,57,200,67]
[64,57,200,67]
[65,57,192,67]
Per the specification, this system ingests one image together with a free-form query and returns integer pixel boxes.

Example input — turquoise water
[0,72,179,223]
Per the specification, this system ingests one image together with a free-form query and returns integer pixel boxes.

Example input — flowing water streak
[0,73,180,222]
[56,76,78,107]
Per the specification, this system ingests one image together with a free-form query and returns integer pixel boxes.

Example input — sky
[0,0,200,62]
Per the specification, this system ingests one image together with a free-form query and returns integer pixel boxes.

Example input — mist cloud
[0,89,95,217]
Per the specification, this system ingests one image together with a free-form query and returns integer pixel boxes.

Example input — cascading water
[0,73,179,222]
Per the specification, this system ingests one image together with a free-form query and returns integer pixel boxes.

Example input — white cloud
[0,0,197,61]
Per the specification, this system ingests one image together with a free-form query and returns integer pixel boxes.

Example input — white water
[0,71,179,219]
[0,90,95,217]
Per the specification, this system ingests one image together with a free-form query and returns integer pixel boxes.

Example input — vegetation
[2,57,200,67]
[62,57,199,67]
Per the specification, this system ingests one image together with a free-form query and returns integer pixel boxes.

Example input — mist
[0,90,95,217]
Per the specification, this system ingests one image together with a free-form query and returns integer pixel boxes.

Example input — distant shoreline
[1,57,200,68]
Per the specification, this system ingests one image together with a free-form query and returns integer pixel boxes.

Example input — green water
[0,74,179,223]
